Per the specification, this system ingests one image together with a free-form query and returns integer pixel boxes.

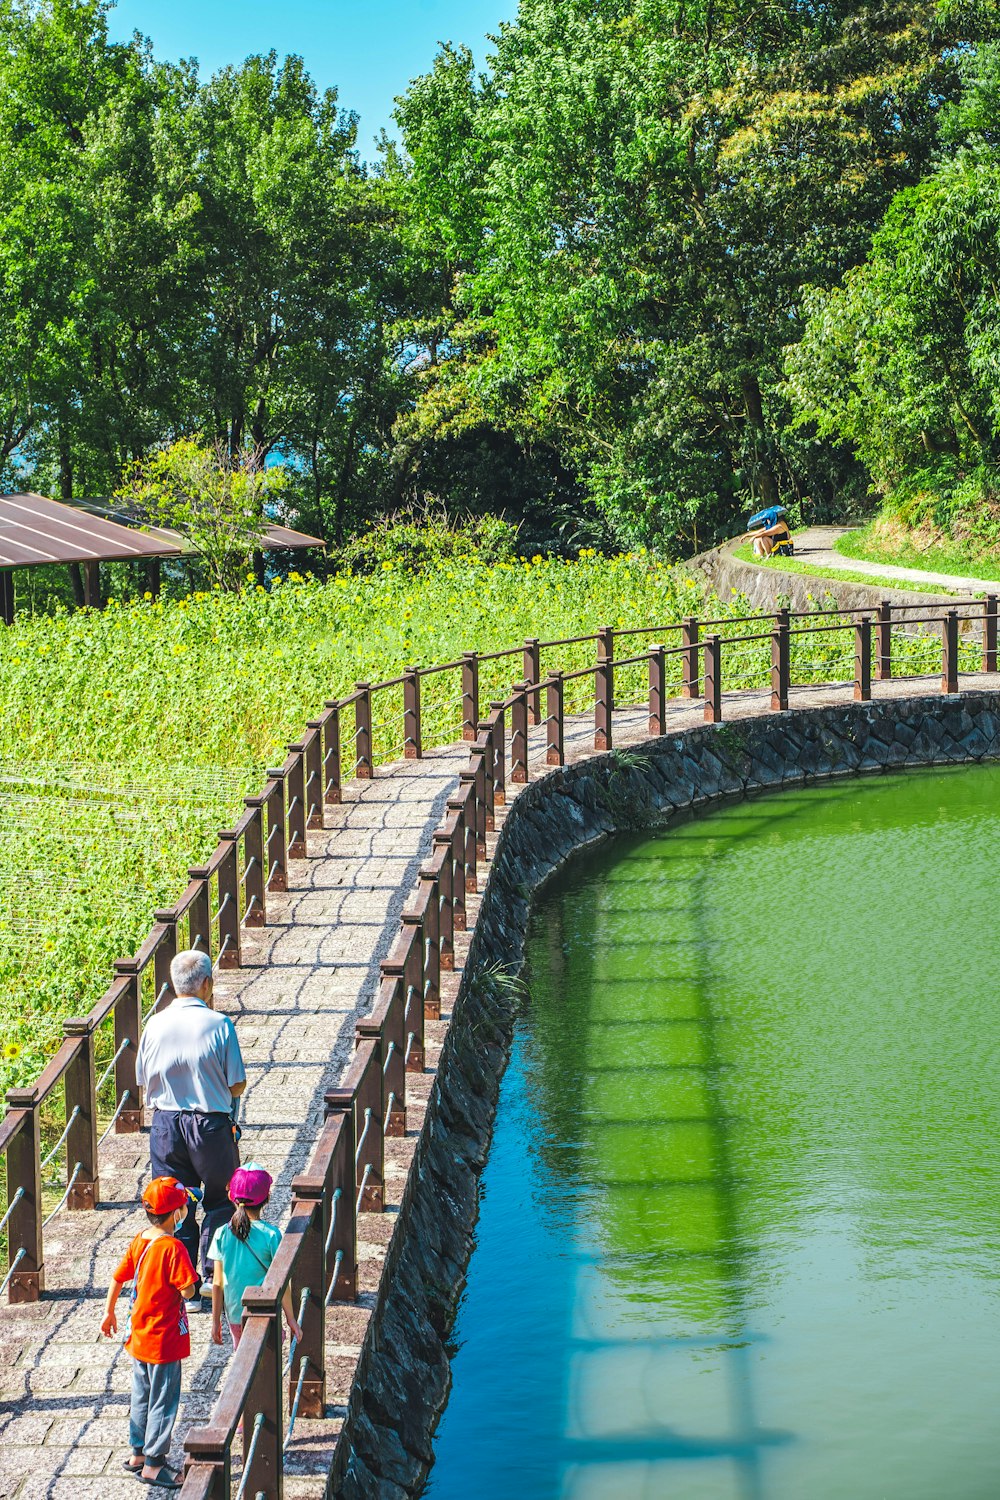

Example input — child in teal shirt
[210,1164,301,1348]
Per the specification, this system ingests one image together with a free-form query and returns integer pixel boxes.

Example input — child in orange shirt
[101,1176,198,1490]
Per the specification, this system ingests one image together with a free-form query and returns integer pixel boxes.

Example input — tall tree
[396,0,998,551]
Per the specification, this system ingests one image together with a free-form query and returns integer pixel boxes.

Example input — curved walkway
[1,674,995,1500]
[791,526,1000,595]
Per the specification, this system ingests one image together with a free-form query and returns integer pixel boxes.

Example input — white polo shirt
[136,994,245,1115]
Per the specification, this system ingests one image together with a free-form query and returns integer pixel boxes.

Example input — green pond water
[424,764,1000,1500]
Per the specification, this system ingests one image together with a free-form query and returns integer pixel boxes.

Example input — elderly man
[136,949,246,1299]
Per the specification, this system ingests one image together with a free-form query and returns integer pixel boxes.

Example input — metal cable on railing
[284,1355,310,1449]
[213,893,232,922]
[234,1412,265,1500]
[241,894,261,924]
[354,1108,372,1165]
[267,823,280,846]
[0,1248,25,1297]
[240,857,258,885]
[383,1093,397,1134]
[96,1038,130,1094]
[212,935,232,974]
[41,1161,82,1228]
[142,980,171,1018]
[0,1187,25,1239]
[355,1163,372,1216]
[382,1041,395,1075]
[40,1108,80,1171]
[98,1089,133,1147]
[324,1249,344,1307]
[324,1188,342,1256]
[283,1286,311,1374]
[404,1032,416,1066]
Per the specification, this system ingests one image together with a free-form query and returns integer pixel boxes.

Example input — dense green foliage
[786,44,1000,532]
[5,0,1000,560]
[394,0,996,550]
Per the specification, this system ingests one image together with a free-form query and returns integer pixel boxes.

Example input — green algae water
[425,764,1000,1500]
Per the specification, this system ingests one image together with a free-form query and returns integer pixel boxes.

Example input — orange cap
[142,1176,190,1214]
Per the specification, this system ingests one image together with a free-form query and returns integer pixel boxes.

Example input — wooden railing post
[648,643,665,734]
[983,595,998,674]
[322,701,342,805]
[681,617,700,698]
[490,702,506,805]
[462,653,480,740]
[63,1020,99,1209]
[318,1105,358,1302]
[112,959,143,1131]
[523,638,541,724]
[546,671,564,765]
[362,975,406,1131]
[876,600,892,680]
[449,806,468,930]
[403,667,422,759]
[152,912,177,1012]
[470,751,488,859]
[854,616,872,702]
[240,1294,284,1499]
[418,868,441,1019]
[187,868,212,960]
[4,1096,43,1300]
[304,722,324,828]
[265,774,288,892]
[216,831,242,970]
[350,1039,384,1212]
[595,625,613,750]
[402,917,426,1074]
[454,773,478,891]
[354,683,373,779]
[285,745,307,859]
[942,608,959,694]
[430,838,454,971]
[242,797,267,927]
[476,725,495,831]
[287,1187,326,1417]
[511,683,529,784]
[771,606,790,711]
[704,635,722,723]
[401,918,425,1086]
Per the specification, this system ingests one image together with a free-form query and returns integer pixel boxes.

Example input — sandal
[123,1457,144,1474]
[138,1467,182,1491]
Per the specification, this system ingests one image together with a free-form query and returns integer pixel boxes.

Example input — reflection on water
[425,765,1000,1500]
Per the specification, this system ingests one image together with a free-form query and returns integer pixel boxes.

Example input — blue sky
[106,0,515,155]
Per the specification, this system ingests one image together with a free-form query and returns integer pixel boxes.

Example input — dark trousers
[150,1108,240,1286]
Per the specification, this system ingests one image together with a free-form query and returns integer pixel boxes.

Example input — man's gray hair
[170,948,212,997]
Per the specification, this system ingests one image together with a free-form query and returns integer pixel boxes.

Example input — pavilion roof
[0,493,323,568]
[0,493,186,567]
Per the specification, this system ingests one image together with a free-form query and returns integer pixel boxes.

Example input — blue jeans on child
[129,1359,181,1463]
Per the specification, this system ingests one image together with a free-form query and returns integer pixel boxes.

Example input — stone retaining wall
[330,692,1000,1498]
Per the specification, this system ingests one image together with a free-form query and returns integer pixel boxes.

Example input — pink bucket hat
[229,1163,272,1206]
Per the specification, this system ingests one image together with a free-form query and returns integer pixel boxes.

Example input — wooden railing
[2,591,997,1495]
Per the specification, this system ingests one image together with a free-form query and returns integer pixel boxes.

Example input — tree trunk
[740,373,779,504]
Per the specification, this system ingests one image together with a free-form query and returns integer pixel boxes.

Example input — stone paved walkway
[1,674,993,1500]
